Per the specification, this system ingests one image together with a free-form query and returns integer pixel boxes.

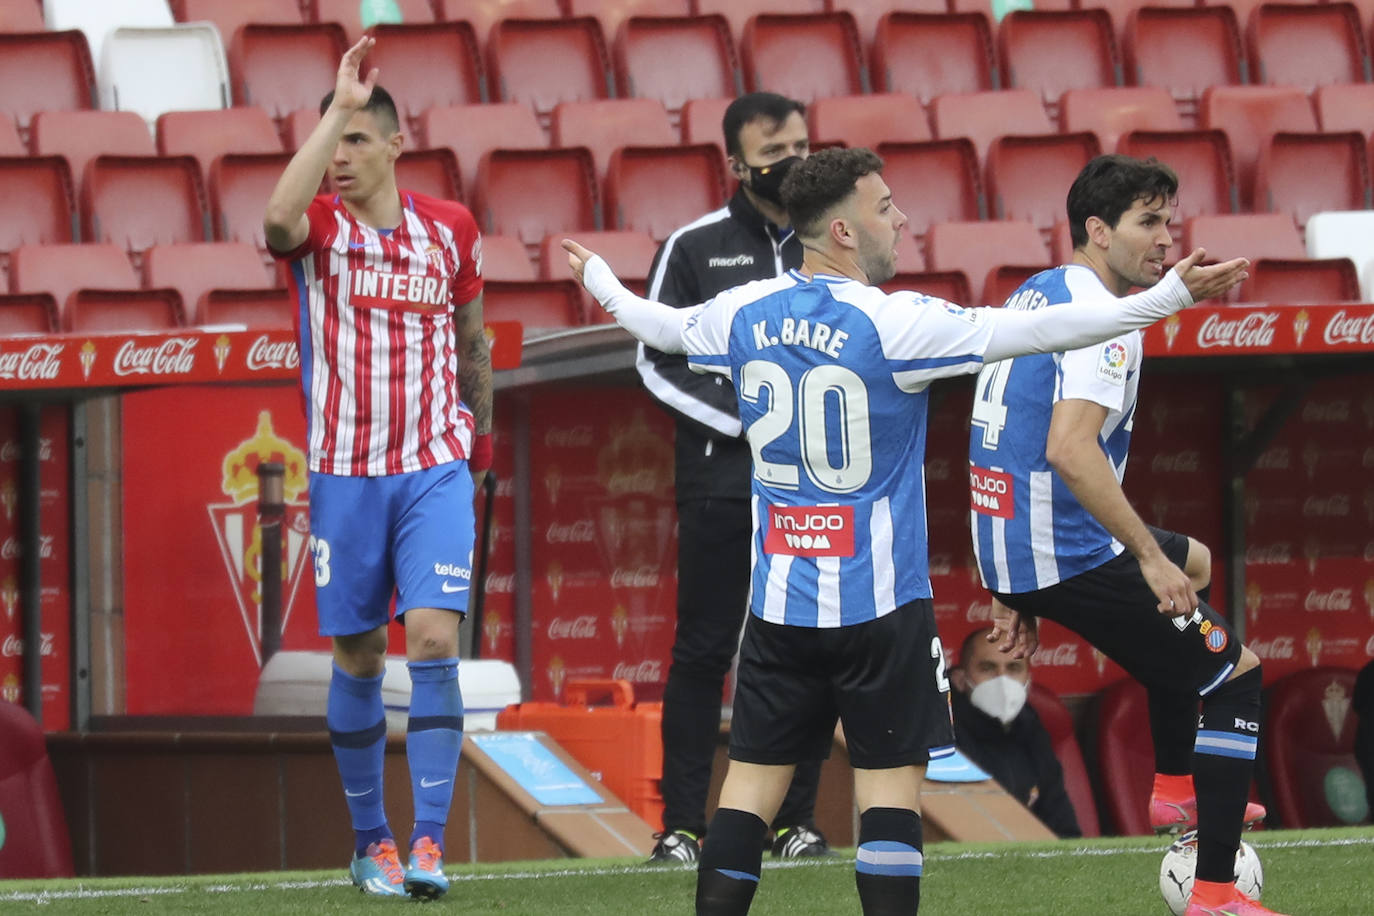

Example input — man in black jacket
[950,627,1082,839]
[640,92,830,863]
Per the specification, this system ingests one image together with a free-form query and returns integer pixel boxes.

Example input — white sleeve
[1056,333,1137,411]
[981,268,1192,363]
[582,254,699,355]
[874,293,997,392]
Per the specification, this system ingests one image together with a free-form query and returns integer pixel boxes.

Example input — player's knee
[333,631,387,677]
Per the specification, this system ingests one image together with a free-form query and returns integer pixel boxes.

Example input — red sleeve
[450,205,483,305]
[268,195,336,262]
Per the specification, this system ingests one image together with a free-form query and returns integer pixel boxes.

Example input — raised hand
[561,238,597,288]
[1171,248,1250,302]
[332,35,379,112]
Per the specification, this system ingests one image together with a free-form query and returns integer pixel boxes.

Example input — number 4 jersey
[681,270,996,628]
[968,265,1143,594]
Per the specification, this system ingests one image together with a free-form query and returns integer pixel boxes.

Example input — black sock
[1148,688,1199,775]
[1194,666,1262,883]
[855,807,923,915]
[696,808,767,916]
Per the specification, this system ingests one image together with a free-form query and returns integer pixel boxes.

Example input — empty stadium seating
[932,88,1053,160]
[1305,209,1374,300]
[614,15,741,120]
[473,147,601,247]
[10,243,140,324]
[565,0,693,46]
[680,97,732,153]
[693,0,826,44]
[99,24,230,125]
[740,11,867,103]
[884,270,972,305]
[1026,682,1101,838]
[1059,86,1182,152]
[1263,667,1366,828]
[144,241,276,314]
[0,157,77,253]
[82,154,211,253]
[309,0,435,41]
[157,107,283,173]
[832,0,950,48]
[172,0,303,44]
[482,278,585,333]
[877,139,984,240]
[480,234,538,281]
[540,230,659,289]
[195,287,292,328]
[1241,257,1362,304]
[0,115,19,155]
[0,0,45,31]
[0,293,59,335]
[281,107,321,151]
[1256,131,1371,228]
[604,144,728,242]
[926,220,1048,305]
[1117,129,1238,223]
[986,133,1103,230]
[487,17,613,126]
[0,699,73,877]
[1093,678,1155,835]
[421,102,546,198]
[870,12,996,103]
[65,287,185,332]
[209,152,295,249]
[1184,212,1307,262]
[437,0,563,42]
[1124,6,1244,124]
[396,148,463,203]
[1200,85,1318,211]
[551,98,676,178]
[998,9,1121,115]
[228,23,347,122]
[44,0,172,68]
[1313,82,1374,132]
[363,21,484,126]
[1248,2,1371,91]
[808,94,930,150]
[0,29,96,129]
[984,263,1054,307]
[29,109,155,184]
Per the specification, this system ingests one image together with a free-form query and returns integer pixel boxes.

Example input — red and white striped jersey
[273,191,484,476]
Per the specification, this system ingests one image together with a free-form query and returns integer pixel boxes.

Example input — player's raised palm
[334,36,379,112]
[1171,248,1249,302]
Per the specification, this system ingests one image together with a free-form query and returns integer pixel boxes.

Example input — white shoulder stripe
[647,205,732,300]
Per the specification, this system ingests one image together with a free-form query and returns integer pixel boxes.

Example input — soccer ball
[1158,830,1263,916]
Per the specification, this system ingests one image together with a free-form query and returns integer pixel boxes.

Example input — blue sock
[407,658,464,853]
[327,663,390,858]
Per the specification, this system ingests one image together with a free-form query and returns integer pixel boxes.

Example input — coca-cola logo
[1150,450,1200,474]
[1250,636,1295,660]
[612,659,664,683]
[1030,642,1079,667]
[0,437,54,463]
[0,342,63,381]
[113,337,197,376]
[245,335,300,370]
[1197,312,1277,349]
[1323,309,1374,345]
[546,615,598,639]
[543,425,594,448]
[1,632,54,657]
[928,554,953,577]
[606,469,661,495]
[1,534,54,560]
[1245,543,1293,565]
[1303,494,1351,518]
[610,566,660,589]
[545,520,595,544]
[1254,447,1290,470]
[1301,400,1350,423]
[1305,588,1354,612]
[484,572,515,594]
[965,601,992,622]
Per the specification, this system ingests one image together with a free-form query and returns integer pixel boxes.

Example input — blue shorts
[307,462,476,637]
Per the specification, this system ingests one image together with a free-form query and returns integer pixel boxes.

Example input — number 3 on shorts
[931,637,950,692]
[309,535,332,587]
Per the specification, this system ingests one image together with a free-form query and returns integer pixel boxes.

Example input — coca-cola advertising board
[121,386,329,714]
[0,407,72,729]
[475,419,516,665]
[528,390,677,702]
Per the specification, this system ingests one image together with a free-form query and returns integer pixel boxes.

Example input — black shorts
[729,599,954,770]
[995,527,1242,696]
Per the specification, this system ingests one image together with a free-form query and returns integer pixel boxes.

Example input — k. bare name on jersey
[751,318,849,357]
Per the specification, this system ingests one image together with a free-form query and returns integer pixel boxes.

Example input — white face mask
[968,675,1029,725]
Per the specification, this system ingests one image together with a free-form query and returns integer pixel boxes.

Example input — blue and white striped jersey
[968,265,1143,594]
[681,270,995,627]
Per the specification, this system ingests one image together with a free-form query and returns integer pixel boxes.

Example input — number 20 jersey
[681,270,996,628]
[968,265,1143,594]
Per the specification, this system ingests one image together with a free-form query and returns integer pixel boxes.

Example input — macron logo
[708,254,755,268]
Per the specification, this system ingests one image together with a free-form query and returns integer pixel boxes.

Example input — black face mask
[743,155,802,206]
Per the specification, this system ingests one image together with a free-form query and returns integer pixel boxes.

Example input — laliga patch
[969,466,1014,519]
[1199,618,1229,653]
[1096,341,1128,386]
[765,505,855,557]
[935,299,980,324]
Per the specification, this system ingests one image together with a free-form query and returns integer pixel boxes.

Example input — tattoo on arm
[455,292,493,434]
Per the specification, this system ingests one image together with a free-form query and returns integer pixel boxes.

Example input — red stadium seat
[1200,85,1318,211]
[892,231,925,275]
[808,93,930,149]
[830,0,949,48]
[1059,86,1182,152]
[195,287,293,327]
[395,148,463,204]
[480,234,537,281]
[0,30,96,129]
[482,278,584,333]
[421,102,545,199]
[693,0,826,43]
[1081,0,1194,42]
[209,151,295,249]
[0,0,45,32]
[65,288,184,332]
[740,11,867,103]
[565,0,692,44]
[998,9,1121,116]
[172,0,303,45]
[1240,257,1362,304]
[362,22,484,126]
[1050,219,1074,264]
[540,230,659,288]
[0,157,78,254]
[925,220,1048,305]
[1256,131,1371,229]
[614,15,741,121]
[1313,82,1374,132]
[1248,2,1370,92]
[986,132,1102,230]
[1184,212,1306,262]
[0,700,73,877]
[0,114,20,155]
[680,97,733,153]
[932,88,1055,160]
[1094,678,1155,835]
[604,144,728,242]
[432,0,562,43]
[308,0,435,42]
[871,12,996,103]
[228,23,348,121]
[1263,667,1364,828]
[1124,7,1244,125]
[281,107,321,151]
[0,293,59,335]
[11,243,140,326]
[82,155,211,254]
[882,270,973,306]
[984,263,1054,308]
[1117,129,1238,223]
[1026,682,1101,837]
[473,147,601,247]
[29,110,154,186]
[487,17,613,126]
[145,241,276,313]
[551,98,676,178]
[156,107,283,174]
[876,139,984,241]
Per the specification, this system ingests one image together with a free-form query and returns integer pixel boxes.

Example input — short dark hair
[318,85,400,135]
[958,627,994,668]
[779,147,884,239]
[1066,154,1178,249]
[722,92,806,159]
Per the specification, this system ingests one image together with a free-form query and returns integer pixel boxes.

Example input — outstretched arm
[564,239,696,354]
